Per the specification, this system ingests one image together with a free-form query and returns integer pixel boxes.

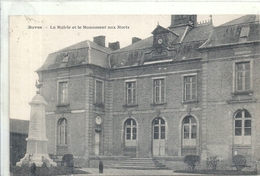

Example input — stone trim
[110,69,202,81]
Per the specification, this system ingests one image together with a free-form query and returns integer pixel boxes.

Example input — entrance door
[94,132,100,155]
[182,116,197,155]
[153,117,165,156]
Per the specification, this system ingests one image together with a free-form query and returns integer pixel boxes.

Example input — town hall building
[36,15,260,169]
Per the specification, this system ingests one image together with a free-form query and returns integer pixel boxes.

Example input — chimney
[108,41,120,51]
[132,37,141,44]
[169,15,197,28]
[93,35,106,47]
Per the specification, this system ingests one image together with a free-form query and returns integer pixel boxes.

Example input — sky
[9,14,247,120]
[5,1,259,121]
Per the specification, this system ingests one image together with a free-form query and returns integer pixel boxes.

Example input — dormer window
[62,55,69,63]
[239,26,250,42]
[59,55,69,68]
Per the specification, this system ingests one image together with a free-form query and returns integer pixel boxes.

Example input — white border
[1,2,260,175]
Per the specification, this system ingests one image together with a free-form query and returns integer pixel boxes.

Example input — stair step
[120,160,154,162]
[125,159,153,160]
[128,158,153,159]
[111,165,167,170]
[107,158,167,170]
[121,161,154,164]
[119,163,155,166]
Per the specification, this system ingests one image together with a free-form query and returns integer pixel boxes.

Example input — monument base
[16,153,57,167]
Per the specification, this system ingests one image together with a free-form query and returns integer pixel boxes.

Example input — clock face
[95,116,102,125]
[157,38,163,45]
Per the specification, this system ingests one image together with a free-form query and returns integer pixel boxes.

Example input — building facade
[37,15,260,168]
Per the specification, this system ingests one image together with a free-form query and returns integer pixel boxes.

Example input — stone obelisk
[17,81,57,167]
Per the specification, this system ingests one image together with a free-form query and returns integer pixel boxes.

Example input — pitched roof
[200,15,260,49]
[109,23,213,68]
[182,24,213,42]
[10,119,29,134]
[152,25,178,36]
[37,40,112,71]
[57,40,112,54]
[38,15,258,70]
[112,36,153,53]
[220,15,259,27]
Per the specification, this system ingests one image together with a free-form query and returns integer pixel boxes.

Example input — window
[184,76,196,101]
[153,78,165,103]
[95,80,104,105]
[125,119,137,146]
[235,62,250,92]
[58,118,68,145]
[59,81,68,104]
[126,81,136,105]
[153,117,165,140]
[182,116,197,146]
[234,109,251,145]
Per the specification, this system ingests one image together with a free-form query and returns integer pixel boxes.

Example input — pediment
[151,25,171,34]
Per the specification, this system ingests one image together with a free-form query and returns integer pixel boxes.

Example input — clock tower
[142,25,178,64]
[151,25,177,54]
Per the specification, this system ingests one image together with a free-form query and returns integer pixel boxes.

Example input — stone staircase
[108,158,167,170]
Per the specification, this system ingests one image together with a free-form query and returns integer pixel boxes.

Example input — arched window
[234,110,251,145]
[182,116,197,146]
[58,118,68,145]
[124,119,137,146]
[153,117,165,140]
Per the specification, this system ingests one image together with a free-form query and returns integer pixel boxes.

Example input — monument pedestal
[16,153,56,167]
[16,93,57,167]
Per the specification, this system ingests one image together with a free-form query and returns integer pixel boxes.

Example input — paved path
[77,168,199,175]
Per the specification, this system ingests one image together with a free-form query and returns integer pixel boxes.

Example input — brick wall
[40,43,260,166]
[110,60,203,157]
[203,44,260,164]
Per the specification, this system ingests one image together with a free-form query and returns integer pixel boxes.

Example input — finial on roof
[210,15,212,22]
[157,22,159,26]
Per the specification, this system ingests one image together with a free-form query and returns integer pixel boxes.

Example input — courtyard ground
[78,167,199,175]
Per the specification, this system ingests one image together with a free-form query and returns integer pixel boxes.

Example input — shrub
[232,155,247,171]
[62,154,74,166]
[11,164,31,176]
[207,156,220,170]
[184,155,200,170]
[62,154,74,174]
[42,162,47,168]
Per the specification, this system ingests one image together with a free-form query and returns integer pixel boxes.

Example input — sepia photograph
[3,2,260,176]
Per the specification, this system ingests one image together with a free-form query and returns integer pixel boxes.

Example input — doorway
[152,117,165,156]
[94,131,100,155]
